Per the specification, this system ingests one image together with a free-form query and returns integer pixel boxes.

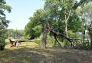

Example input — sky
[6,0,44,30]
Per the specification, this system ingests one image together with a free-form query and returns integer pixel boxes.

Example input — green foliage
[68,30,80,38]
[44,0,83,32]
[68,14,83,32]
[7,29,24,39]
[27,25,42,39]
[24,9,46,39]
[25,0,84,39]
[24,0,92,48]
[32,25,42,37]
[0,0,11,50]
[0,30,7,45]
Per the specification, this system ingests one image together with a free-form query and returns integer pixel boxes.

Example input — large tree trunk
[41,25,48,49]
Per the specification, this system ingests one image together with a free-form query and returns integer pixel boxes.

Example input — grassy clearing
[0,42,39,63]
[0,41,92,63]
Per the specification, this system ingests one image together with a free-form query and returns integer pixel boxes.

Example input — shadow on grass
[0,47,56,63]
[0,47,92,63]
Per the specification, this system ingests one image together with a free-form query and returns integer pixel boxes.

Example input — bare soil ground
[0,42,92,63]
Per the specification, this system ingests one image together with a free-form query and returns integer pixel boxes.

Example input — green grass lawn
[0,42,92,63]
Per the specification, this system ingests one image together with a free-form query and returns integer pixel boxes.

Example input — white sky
[6,0,44,30]
[6,0,80,30]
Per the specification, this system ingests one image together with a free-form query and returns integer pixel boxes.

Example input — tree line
[24,0,92,49]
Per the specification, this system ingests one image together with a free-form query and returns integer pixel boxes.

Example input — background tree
[7,29,24,39]
[79,2,92,48]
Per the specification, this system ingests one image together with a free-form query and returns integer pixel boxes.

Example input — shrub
[68,30,80,38]
[0,36,6,50]
[0,30,7,50]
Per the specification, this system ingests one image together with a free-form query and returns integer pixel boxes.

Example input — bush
[0,30,7,51]
[0,45,5,50]
[68,30,80,38]
[0,37,6,51]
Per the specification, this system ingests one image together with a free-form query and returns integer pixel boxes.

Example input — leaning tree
[25,0,92,48]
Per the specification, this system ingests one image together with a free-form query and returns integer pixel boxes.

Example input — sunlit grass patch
[20,42,39,48]
[5,42,39,50]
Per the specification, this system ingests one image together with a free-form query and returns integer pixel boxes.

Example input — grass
[0,42,39,63]
[5,42,38,50]
[0,41,92,63]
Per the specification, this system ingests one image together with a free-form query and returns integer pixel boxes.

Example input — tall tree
[25,9,48,48]
[25,0,92,48]
[0,0,11,50]
[25,0,83,48]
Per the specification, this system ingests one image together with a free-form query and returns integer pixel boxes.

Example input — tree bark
[41,24,48,49]
[65,10,71,37]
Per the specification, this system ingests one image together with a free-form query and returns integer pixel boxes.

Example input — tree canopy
[25,0,92,48]
[0,0,11,50]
